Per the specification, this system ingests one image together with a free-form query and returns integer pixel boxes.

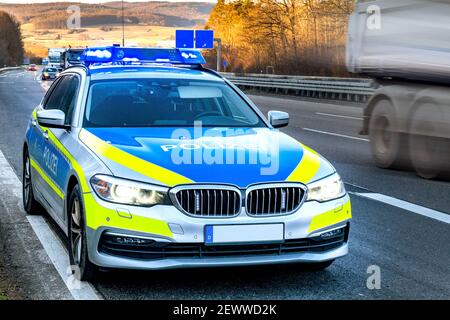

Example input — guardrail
[221,72,375,103]
[0,67,22,74]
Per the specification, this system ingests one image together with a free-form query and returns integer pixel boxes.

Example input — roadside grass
[0,266,19,300]
[0,277,8,300]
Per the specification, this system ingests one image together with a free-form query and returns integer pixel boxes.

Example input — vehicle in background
[41,66,58,80]
[27,64,37,71]
[347,0,450,179]
[47,48,65,69]
[60,48,84,70]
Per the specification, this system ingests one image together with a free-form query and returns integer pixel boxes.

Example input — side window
[42,77,62,107]
[44,75,80,125]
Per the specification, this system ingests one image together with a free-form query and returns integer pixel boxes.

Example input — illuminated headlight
[43,72,49,76]
[90,175,170,206]
[306,173,346,202]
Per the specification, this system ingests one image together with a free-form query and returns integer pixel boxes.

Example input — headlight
[306,173,346,202]
[43,73,49,76]
[90,175,171,206]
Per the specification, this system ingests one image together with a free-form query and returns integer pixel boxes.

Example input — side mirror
[268,110,289,128]
[36,109,69,129]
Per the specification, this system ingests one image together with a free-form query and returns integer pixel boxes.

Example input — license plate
[205,224,284,245]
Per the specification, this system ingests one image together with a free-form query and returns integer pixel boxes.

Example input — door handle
[43,130,49,140]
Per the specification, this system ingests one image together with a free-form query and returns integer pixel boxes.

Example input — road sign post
[215,38,221,72]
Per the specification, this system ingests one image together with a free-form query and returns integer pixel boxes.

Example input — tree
[0,10,24,66]
[206,0,355,76]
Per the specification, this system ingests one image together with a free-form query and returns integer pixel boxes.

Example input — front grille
[98,225,348,260]
[246,185,305,216]
[173,187,241,217]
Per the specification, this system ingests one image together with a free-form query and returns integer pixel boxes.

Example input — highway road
[0,68,449,300]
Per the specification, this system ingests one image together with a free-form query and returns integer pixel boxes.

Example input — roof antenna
[121,0,125,47]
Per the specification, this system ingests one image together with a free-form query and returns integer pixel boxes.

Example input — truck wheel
[369,99,408,169]
[408,104,450,179]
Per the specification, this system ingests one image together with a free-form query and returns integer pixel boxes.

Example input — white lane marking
[27,216,101,300]
[315,112,363,121]
[302,127,370,142]
[353,192,450,224]
[0,149,102,300]
[40,81,51,91]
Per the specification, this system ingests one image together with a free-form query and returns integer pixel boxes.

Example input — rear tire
[408,103,450,180]
[67,184,98,281]
[368,99,409,169]
[22,151,43,214]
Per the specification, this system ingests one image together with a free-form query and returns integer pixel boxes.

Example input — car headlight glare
[307,173,346,202]
[90,175,170,206]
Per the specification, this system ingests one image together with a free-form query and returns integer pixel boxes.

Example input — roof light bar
[80,46,206,66]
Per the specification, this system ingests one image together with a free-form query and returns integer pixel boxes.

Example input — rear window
[83,78,265,128]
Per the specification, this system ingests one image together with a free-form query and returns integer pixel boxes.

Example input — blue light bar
[80,46,206,66]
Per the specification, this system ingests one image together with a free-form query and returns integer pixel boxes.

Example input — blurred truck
[47,48,65,70]
[347,0,450,179]
[60,48,84,69]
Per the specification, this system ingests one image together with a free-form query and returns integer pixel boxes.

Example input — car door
[28,77,63,211]
[37,75,81,221]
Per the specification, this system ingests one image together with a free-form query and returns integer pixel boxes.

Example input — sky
[0,0,217,3]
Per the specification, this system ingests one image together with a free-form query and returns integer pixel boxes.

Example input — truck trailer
[347,0,450,179]
[47,48,65,70]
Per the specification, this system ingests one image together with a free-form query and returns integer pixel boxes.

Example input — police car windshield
[83,79,266,128]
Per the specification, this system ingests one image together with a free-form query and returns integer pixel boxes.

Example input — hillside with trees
[206,0,355,76]
[0,2,213,29]
[0,10,24,66]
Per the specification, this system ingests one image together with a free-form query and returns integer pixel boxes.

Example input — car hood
[79,127,334,188]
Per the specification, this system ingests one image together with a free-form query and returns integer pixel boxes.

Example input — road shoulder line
[27,216,101,300]
[0,148,101,300]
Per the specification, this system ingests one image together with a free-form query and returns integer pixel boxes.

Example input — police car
[23,46,351,280]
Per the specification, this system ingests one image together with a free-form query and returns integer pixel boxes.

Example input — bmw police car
[23,46,351,280]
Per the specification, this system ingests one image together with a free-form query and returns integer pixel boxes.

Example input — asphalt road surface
[0,68,449,299]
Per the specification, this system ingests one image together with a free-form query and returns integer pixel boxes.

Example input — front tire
[67,185,98,281]
[22,152,42,214]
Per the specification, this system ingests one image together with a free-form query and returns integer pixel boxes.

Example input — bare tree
[206,0,355,76]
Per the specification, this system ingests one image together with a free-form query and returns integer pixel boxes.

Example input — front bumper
[90,230,348,270]
[84,192,352,270]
